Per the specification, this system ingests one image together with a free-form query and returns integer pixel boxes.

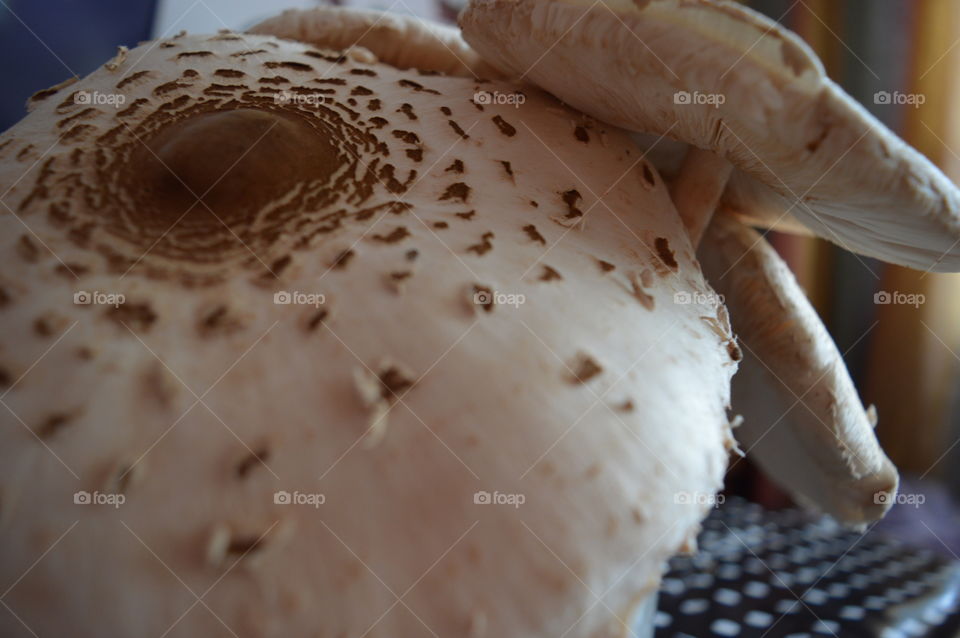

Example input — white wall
[152,0,449,37]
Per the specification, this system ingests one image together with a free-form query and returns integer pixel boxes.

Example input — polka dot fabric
[653,498,960,637]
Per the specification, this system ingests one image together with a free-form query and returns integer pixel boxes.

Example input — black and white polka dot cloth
[654,497,960,638]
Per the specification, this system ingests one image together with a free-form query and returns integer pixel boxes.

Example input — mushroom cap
[248,6,500,78]
[0,26,738,637]
[699,216,899,525]
[460,0,960,272]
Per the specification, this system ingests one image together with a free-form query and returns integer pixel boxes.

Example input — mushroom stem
[668,147,732,248]
[698,215,898,525]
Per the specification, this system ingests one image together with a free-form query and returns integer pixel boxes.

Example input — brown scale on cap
[569,353,603,384]
[29,77,79,106]
[398,78,441,95]
[470,283,495,313]
[304,307,330,332]
[385,269,413,294]
[197,303,244,336]
[205,524,273,568]
[466,231,494,256]
[654,237,679,271]
[103,461,143,495]
[371,226,410,243]
[440,182,471,203]
[105,302,157,332]
[628,271,656,311]
[523,224,546,245]
[397,102,417,120]
[36,412,75,440]
[140,360,178,410]
[491,114,516,136]
[16,235,39,262]
[448,120,469,139]
[15,144,35,161]
[330,248,355,269]
[235,446,270,479]
[32,313,66,338]
[640,163,656,189]
[539,265,563,281]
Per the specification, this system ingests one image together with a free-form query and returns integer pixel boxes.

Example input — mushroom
[698,215,898,525]
[0,3,952,637]
[248,6,502,78]
[0,14,734,638]
[460,0,960,271]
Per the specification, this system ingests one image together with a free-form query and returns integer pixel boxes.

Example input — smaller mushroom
[461,0,960,271]
[250,7,501,78]
[699,216,898,525]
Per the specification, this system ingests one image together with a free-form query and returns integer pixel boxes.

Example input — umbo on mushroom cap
[0,16,740,638]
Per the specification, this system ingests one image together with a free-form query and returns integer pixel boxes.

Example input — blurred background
[1,0,959,545]
[731,0,960,556]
